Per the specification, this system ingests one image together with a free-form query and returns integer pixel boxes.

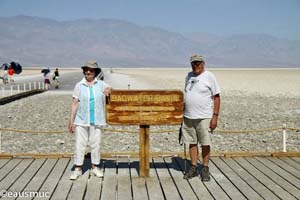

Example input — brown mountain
[0,15,299,67]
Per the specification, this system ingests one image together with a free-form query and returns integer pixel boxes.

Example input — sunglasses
[83,68,95,73]
[191,61,202,66]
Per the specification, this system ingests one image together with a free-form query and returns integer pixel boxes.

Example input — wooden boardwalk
[0,156,299,199]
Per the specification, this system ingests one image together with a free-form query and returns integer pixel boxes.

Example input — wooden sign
[106,89,183,177]
[107,90,183,125]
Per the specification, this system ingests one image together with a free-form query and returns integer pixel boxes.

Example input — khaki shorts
[182,117,211,145]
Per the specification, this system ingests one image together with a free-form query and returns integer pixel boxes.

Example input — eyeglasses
[191,61,202,66]
[84,68,95,73]
[189,79,199,90]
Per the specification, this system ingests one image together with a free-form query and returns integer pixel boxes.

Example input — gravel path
[0,90,299,154]
[0,69,299,154]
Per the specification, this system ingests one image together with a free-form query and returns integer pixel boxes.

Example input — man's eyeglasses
[189,79,199,90]
[191,61,202,66]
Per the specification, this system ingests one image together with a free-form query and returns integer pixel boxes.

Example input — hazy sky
[0,0,300,41]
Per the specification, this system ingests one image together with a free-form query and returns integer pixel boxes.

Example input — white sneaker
[90,167,104,178]
[70,168,82,180]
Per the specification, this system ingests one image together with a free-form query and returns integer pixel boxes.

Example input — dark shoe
[183,165,198,179]
[201,166,211,182]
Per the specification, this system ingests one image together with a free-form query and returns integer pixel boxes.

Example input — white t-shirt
[184,70,220,119]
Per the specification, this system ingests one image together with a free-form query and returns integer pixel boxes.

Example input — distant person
[68,61,111,180]
[7,67,14,83]
[43,72,51,90]
[182,54,220,181]
[53,68,60,78]
[2,70,8,84]
[0,63,9,84]
[53,68,60,89]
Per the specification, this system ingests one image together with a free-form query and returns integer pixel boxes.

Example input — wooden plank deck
[0,156,299,200]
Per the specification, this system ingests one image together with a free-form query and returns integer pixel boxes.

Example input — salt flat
[111,68,300,97]
[7,67,300,97]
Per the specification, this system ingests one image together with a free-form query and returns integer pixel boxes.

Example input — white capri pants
[74,125,102,166]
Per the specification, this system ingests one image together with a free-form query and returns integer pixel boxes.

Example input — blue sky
[0,0,300,41]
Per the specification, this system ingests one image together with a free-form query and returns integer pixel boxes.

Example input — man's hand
[209,116,218,132]
[210,94,220,133]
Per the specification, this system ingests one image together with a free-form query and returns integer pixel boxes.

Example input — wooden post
[282,123,287,152]
[139,125,150,177]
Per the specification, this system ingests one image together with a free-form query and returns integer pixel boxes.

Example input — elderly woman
[69,61,111,180]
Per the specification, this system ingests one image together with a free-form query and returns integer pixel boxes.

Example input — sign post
[139,124,150,177]
[107,90,183,177]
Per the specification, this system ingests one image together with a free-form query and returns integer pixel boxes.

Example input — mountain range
[0,15,299,68]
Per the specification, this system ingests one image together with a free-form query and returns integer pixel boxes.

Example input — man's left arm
[210,94,220,131]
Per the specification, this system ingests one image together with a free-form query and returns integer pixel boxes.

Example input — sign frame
[106,89,183,177]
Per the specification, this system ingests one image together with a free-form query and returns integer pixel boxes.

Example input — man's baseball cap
[190,54,204,63]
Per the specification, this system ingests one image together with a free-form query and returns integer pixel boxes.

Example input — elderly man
[182,54,220,181]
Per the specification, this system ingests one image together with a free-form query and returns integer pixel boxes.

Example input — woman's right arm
[69,98,79,134]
